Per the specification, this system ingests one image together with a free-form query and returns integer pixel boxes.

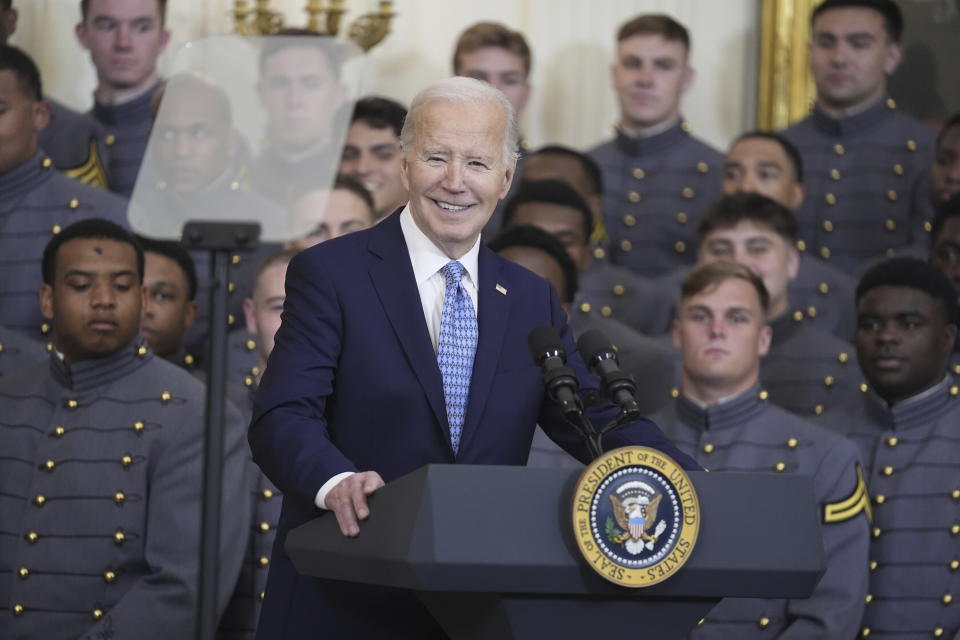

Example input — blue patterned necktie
[437,261,478,454]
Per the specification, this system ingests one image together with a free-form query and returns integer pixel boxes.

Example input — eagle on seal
[610,493,662,544]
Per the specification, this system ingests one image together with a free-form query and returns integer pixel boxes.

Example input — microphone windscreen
[576,329,615,363]
[528,325,564,362]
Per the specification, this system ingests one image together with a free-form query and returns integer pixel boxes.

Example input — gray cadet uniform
[651,387,870,638]
[574,259,674,336]
[843,377,960,639]
[0,151,128,339]
[0,339,251,639]
[217,378,282,640]
[761,312,862,421]
[91,83,162,198]
[588,122,723,277]
[38,100,110,189]
[0,327,45,382]
[526,314,677,469]
[788,254,857,341]
[780,100,935,271]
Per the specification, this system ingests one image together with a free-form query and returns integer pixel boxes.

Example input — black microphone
[527,326,583,417]
[576,329,640,416]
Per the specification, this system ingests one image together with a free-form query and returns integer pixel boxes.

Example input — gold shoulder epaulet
[65,139,109,189]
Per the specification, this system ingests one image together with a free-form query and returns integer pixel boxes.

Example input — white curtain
[12,0,758,152]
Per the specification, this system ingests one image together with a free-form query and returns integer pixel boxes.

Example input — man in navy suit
[249,76,697,639]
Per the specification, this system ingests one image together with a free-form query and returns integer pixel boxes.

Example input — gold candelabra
[233,0,395,51]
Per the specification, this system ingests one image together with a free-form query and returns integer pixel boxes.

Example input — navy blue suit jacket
[249,212,697,639]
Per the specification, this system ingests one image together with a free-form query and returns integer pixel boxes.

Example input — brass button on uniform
[42,157,54,168]
[231,254,242,265]
[796,240,807,251]
[114,492,126,505]
[68,198,80,210]
[829,168,841,180]
[245,339,257,351]
[952,524,960,536]
[822,220,834,232]
[820,247,831,259]
[893,163,904,175]
[251,366,261,377]
[627,191,640,203]
[934,628,944,637]
[793,311,804,323]
[951,560,960,571]
[33,495,46,507]
[92,609,104,620]
[807,306,817,318]
[682,187,695,199]
[259,556,270,567]
[619,240,632,252]
[697,162,709,174]
[43,459,55,472]
[227,314,236,325]
[833,144,845,155]
[905,139,917,151]
[623,214,636,227]
[136,345,148,357]
[18,567,29,579]
[229,181,241,191]
[674,241,686,253]
[886,97,897,109]
[814,404,824,415]
[866,593,874,604]
[593,247,606,260]
[861,628,871,637]
[612,284,626,296]
[886,436,898,447]
[259,522,271,533]
[41,323,51,334]
[66,399,78,409]
[632,168,645,179]
[160,391,172,403]
[579,302,591,313]
[786,437,798,449]
[872,527,882,539]
[259,591,266,601]
[758,617,770,628]
[823,376,834,387]
[105,134,116,145]
[774,462,786,472]
[860,383,869,393]
[104,570,117,583]
[952,489,960,500]
[950,385,960,396]
[262,489,274,499]
[838,352,849,364]
[882,466,894,476]
[26,532,38,543]
[825,193,837,205]
[703,443,714,454]
[670,388,680,399]
[676,212,688,224]
[600,306,612,317]
[12,603,24,616]
[133,420,145,433]
[244,375,255,387]
[874,494,885,505]
[869,560,878,571]
[51,224,62,235]
[114,531,126,545]
[758,390,769,401]
[120,455,133,468]
[943,594,953,605]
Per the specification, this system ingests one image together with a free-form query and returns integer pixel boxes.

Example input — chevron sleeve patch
[823,464,872,524]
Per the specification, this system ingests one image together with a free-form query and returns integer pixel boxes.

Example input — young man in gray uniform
[843,257,960,638]
[0,0,110,188]
[695,193,863,420]
[723,131,857,339]
[930,194,960,375]
[780,0,934,271]
[488,224,677,468]
[589,14,722,278]
[138,236,199,370]
[0,219,250,639]
[77,0,169,198]
[651,260,869,638]
[0,45,127,340]
[502,179,673,335]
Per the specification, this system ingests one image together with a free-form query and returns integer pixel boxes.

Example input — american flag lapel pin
[496,284,508,295]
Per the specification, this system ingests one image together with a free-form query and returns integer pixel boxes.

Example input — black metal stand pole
[182,221,260,640]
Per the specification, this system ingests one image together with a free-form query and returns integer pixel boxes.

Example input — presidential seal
[572,446,700,587]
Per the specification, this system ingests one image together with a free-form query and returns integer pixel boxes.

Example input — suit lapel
[367,214,448,436]
[459,247,511,455]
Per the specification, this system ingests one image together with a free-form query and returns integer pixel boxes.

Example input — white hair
[399,76,520,167]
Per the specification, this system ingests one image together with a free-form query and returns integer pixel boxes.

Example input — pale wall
[12,0,758,152]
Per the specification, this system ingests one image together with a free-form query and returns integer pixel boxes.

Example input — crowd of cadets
[0,0,959,638]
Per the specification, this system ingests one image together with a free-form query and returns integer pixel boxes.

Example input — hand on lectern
[325,471,385,537]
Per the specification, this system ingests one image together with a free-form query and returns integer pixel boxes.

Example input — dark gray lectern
[286,465,825,640]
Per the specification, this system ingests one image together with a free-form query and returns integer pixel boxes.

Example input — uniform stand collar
[50,336,154,392]
[809,97,893,138]
[676,384,769,431]
[0,150,54,201]
[614,120,690,156]
[864,375,959,431]
[93,82,162,125]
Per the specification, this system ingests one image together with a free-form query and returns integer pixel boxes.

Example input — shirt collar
[399,205,481,288]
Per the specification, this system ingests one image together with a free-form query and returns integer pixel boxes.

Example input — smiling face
[723,137,804,210]
[456,46,531,119]
[699,221,799,319]
[401,99,513,259]
[40,237,144,364]
[856,285,955,404]
[809,7,901,113]
[673,277,771,400]
[76,0,169,93]
[612,34,691,133]
[339,120,407,218]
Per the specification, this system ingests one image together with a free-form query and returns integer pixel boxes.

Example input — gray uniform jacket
[788,254,857,341]
[526,313,677,469]
[574,258,674,335]
[0,152,128,338]
[762,312,863,421]
[651,388,870,639]
[588,122,723,277]
[38,100,110,189]
[843,377,960,639]
[0,327,45,382]
[0,340,251,640]
[91,83,162,198]
[781,99,935,271]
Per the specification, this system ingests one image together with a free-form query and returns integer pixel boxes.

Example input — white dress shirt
[315,206,481,508]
